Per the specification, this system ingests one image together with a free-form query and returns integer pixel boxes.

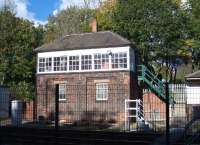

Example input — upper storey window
[45,58,52,72]
[38,57,52,72]
[54,56,67,71]
[111,52,127,69]
[37,47,130,73]
[39,58,45,72]
[94,53,109,69]
[69,56,79,71]
[81,55,92,70]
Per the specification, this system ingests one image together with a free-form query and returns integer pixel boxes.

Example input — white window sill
[59,99,67,102]
[96,99,108,101]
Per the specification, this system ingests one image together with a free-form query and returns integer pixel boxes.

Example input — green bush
[10,81,34,101]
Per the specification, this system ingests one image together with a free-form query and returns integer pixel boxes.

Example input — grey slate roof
[34,31,131,52]
[185,70,200,79]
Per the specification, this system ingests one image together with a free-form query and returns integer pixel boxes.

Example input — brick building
[185,70,200,120]
[34,31,137,128]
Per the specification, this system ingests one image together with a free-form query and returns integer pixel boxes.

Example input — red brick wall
[36,71,137,126]
[143,92,166,121]
[23,101,34,121]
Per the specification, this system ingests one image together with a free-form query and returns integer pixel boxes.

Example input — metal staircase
[138,65,172,103]
[125,99,150,131]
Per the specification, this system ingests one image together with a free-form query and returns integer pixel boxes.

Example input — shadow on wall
[38,110,118,126]
[80,110,117,124]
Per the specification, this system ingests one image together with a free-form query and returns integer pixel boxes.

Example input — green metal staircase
[137,65,170,103]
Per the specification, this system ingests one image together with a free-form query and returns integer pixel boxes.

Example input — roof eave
[186,78,200,80]
[34,44,131,53]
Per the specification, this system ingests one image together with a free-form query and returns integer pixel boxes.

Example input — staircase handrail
[138,65,164,87]
[138,65,166,99]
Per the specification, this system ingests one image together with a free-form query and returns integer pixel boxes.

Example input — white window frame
[94,53,109,70]
[38,57,52,72]
[54,56,68,72]
[37,47,131,74]
[111,52,127,69]
[69,55,79,71]
[81,55,92,70]
[59,84,67,101]
[96,83,109,101]
[38,57,45,72]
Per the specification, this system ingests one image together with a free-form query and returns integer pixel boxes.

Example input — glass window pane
[96,83,108,101]
[69,56,79,71]
[54,56,67,71]
[81,55,92,70]
[111,52,127,69]
[94,53,109,70]
[59,84,67,100]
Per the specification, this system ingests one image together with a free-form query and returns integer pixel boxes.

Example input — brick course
[36,71,137,127]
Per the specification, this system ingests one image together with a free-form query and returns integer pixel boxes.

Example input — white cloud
[0,0,47,26]
[53,0,98,16]
[53,0,82,15]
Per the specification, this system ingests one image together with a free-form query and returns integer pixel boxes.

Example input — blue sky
[28,0,57,22]
[0,0,89,25]
[0,0,186,26]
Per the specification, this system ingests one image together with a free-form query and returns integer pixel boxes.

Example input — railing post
[165,82,170,145]
[142,65,145,78]
[55,84,59,130]
[125,99,127,131]
[136,99,139,131]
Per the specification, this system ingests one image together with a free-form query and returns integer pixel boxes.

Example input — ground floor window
[96,83,109,101]
[59,84,67,101]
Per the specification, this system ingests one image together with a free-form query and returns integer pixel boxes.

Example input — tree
[44,6,95,43]
[97,0,188,82]
[0,7,44,100]
[96,0,117,31]
[185,0,200,70]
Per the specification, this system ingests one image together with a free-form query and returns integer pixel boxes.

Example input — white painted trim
[127,47,130,70]
[59,99,67,101]
[186,78,200,80]
[37,68,130,74]
[96,98,108,101]
[37,47,132,74]
[38,47,129,57]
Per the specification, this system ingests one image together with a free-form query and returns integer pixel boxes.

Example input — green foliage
[113,0,187,63]
[10,81,34,101]
[186,0,200,70]
[96,0,191,82]
[0,8,44,100]
[96,0,117,31]
[44,6,95,43]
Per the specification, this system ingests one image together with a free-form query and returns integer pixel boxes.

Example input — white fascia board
[186,78,200,80]
[37,68,130,74]
[38,46,130,58]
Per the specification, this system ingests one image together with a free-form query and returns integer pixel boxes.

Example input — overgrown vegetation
[1,0,200,99]
[0,7,44,100]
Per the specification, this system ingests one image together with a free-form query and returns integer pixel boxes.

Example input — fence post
[165,82,170,145]
[55,84,59,130]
